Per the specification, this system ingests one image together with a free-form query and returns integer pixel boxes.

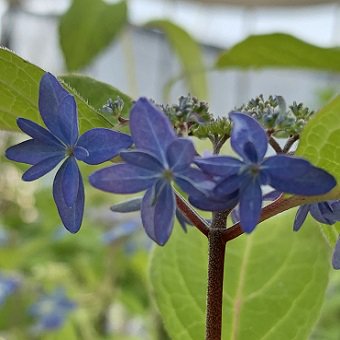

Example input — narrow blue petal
[53,160,84,233]
[89,164,158,194]
[17,118,63,146]
[76,128,132,165]
[310,202,335,225]
[166,138,196,172]
[61,157,80,207]
[120,150,164,172]
[293,205,310,231]
[214,174,246,197]
[176,209,192,232]
[22,155,64,181]
[5,139,65,165]
[265,164,336,195]
[175,168,215,198]
[263,190,281,201]
[110,197,142,213]
[141,183,175,245]
[239,181,262,233]
[39,73,78,145]
[194,156,243,177]
[229,112,268,163]
[332,237,340,270]
[130,98,176,163]
[189,190,239,212]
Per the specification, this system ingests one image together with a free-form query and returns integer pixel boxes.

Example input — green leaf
[150,210,330,340]
[60,74,132,126]
[146,20,207,99]
[59,0,127,71]
[0,48,112,132]
[216,33,340,72]
[296,96,340,185]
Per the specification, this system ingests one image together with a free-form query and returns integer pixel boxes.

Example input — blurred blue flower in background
[0,273,20,305]
[29,288,76,332]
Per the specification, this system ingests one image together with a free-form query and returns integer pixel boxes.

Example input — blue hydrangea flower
[6,73,132,233]
[90,98,213,245]
[0,273,20,305]
[195,112,336,233]
[293,200,340,231]
[29,288,76,332]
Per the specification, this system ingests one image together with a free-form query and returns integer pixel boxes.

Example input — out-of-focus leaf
[216,33,340,72]
[0,48,112,132]
[146,20,207,99]
[61,74,133,126]
[59,0,127,71]
[150,210,330,340]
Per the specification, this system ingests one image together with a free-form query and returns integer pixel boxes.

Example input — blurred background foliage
[0,0,339,339]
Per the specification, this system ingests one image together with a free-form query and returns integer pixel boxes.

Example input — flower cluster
[6,73,132,233]
[5,73,339,269]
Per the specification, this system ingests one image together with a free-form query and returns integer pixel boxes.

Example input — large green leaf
[60,74,133,126]
[296,96,340,185]
[150,210,330,340]
[0,48,112,132]
[216,33,340,71]
[146,20,207,99]
[59,0,127,71]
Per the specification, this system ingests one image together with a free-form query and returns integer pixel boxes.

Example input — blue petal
[194,156,243,177]
[110,197,142,213]
[229,112,268,163]
[239,181,262,233]
[89,164,158,194]
[332,237,340,270]
[141,183,175,245]
[76,128,133,165]
[61,157,80,207]
[120,150,164,172]
[175,168,215,197]
[129,98,176,164]
[263,190,281,201]
[189,190,239,212]
[53,160,84,233]
[310,202,335,225]
[39,73,78,145]
[293,205,310,231]
[17,118,63,146]
[214,174,246,197]
[22,155,64,181]
[264,161,336,196]
[166,138,196,172]
[5,139,65,165]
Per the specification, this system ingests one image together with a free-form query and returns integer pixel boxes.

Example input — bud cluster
[237,95,314,138]
[161,94,212,136]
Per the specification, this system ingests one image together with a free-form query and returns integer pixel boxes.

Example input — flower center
[248,164,261,177]
[65,146,74,157]
[162,169,174,182]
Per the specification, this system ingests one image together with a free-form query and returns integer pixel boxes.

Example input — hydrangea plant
[5,72,340,340]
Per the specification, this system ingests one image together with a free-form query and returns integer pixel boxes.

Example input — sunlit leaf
[216,33,340,72]
[0,48,112,132]
[59,0,127,71]
[150,210,330,340]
